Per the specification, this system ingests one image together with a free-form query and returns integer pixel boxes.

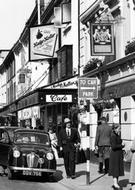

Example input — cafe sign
[46,95,72,103]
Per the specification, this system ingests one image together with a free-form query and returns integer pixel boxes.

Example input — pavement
[55,158,132,190]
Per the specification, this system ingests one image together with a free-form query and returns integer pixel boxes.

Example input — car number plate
[23,170,41,176]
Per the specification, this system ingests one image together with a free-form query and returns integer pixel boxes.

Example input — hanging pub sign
[29,24,58,61]
[90,23,114,56]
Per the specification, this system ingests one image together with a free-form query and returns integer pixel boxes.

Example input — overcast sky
[0,0,35,49]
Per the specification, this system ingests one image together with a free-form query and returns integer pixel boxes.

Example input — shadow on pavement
[89,173,106,185]
[53,169,63,181]
[119,179,129,189]
[76,170,86,178]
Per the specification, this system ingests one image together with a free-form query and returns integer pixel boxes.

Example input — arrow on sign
[80,87,96,90]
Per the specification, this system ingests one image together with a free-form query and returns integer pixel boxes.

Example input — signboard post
[78,77,98,185]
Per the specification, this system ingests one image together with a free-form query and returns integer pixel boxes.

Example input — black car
[0,127,57,180]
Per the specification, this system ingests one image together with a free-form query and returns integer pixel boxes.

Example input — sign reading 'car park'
[78,77,98,99]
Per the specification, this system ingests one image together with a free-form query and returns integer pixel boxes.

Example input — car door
[0,129,11,166]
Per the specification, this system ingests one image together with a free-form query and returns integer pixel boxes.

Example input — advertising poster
[29,24,58,61]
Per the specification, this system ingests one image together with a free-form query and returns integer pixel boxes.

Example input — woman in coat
[129,138,135,190]
[109,124,125,189]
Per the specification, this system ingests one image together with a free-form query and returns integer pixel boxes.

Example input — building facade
[80,0,135,150]
[0,0,79,137]
[1,0,135,154]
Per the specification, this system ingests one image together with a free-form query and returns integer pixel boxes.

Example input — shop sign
[29,24,58,61]
[46,95,72,103]
[22,108,32,119]
[18,110,22,120]
[32,106,40,118]
[91,23,114,56]
[45,76,78,89]
[18,106,40,120]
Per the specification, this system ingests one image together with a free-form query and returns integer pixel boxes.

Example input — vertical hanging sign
[90,23,114,56]
[29,24,58,61]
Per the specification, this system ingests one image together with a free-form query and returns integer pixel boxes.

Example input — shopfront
[18,106,40,128]
[0,76,78,134]
[13,76,77,132]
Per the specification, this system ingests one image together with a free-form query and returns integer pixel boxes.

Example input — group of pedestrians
[19,116,135,190]
[95,116,135,190]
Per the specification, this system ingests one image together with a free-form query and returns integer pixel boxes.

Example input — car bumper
[9,166,56,173]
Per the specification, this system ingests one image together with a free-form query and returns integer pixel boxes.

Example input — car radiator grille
[26,152,40,168]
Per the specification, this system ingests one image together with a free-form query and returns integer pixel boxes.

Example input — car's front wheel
[7,168,15,180]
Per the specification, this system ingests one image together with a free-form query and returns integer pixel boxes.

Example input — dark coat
[109,131,124,177]
[95,123,112,147]
[58,127,81,176]
[129,138,135,184]
[58,127,80,152]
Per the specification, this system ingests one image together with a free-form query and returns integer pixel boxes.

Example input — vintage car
[0,127,57,180]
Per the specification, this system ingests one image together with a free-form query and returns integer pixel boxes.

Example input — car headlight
[46,152,54,160]
[13,150,20,158]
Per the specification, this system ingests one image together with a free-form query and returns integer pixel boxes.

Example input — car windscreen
[14,132,50,145]
[3,128,18,142]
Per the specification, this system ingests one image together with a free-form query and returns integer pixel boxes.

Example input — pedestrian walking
[95,116,112,174]
[129,137,135,190]
[109,124,125,189]
[48,127,59,160]
[58,118,80,179]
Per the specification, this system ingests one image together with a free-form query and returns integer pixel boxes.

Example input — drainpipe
[37,0,41,25]
[78,0,80,76]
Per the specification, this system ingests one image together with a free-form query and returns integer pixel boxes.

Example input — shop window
[57,45,73,79]
[49,58,58,83]
[62,2,71,24]
[54,2,71,27]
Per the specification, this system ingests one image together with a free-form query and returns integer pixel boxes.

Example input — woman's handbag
[123,149,133,162]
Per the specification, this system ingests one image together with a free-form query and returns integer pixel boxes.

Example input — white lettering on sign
[82,91,94,97]
[45,76,78,89]
[81,87,96,90]
[46,95,72,102]
[23,108,32,119]
[78,77,98,99]
[80,79,97,86]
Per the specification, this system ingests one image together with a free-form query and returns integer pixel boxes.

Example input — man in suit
[58,118,80,179]
[95,116,112,174]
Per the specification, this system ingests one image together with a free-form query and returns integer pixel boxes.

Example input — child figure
[48,128,59,160]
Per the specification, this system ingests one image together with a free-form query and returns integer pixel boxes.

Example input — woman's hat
[100,117,106,122]
[113,123,120,130]
[64,118,71,124]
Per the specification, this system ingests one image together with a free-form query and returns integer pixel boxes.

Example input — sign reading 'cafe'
[46,95,72,103]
